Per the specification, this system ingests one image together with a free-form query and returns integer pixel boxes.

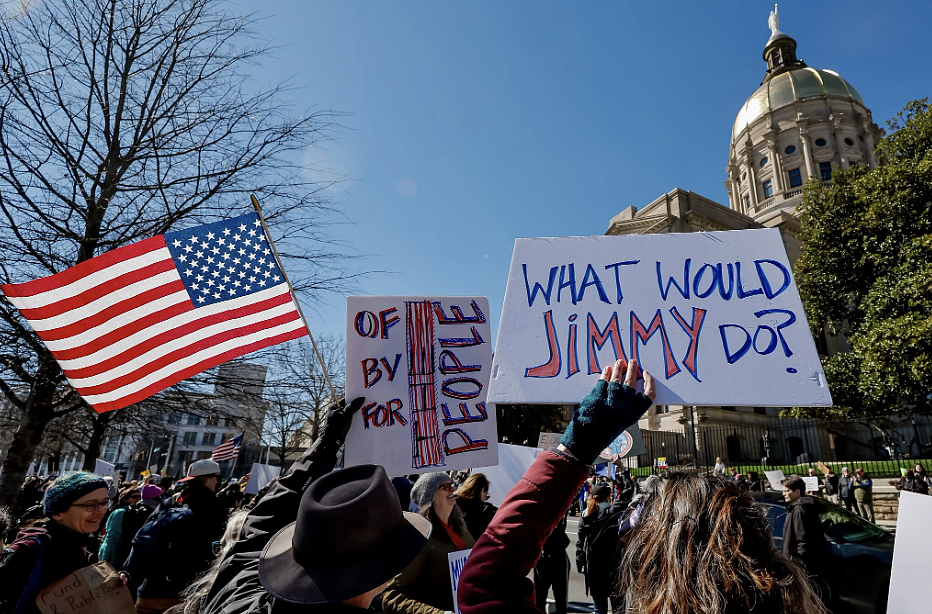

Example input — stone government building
[603,8,931,468]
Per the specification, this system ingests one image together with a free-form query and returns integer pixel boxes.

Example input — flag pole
[249,194,340,405]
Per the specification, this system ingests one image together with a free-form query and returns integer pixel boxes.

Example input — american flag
[1,213,306,413]
[211,433,244,462]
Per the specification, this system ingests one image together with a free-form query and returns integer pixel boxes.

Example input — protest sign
[447,548,472,614]
[93,459,114,478]
[802,476,819,492]
[245,462,281,495]
[473,443,541,506]
[345,296,497,476]
[536,431,562,450]
[595,463,616,479]
[656,457,667,469]
[148,464,159,476]
[36,562,134,614]
[599,427,646,462]
[764,469,786,490]
[488,230,830,407]
[888,492,932,613]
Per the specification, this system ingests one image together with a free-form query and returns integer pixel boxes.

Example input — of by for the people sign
[344,296,497,476]
[488,229,831,407]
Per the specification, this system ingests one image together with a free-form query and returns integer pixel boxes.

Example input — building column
[858,118,879,168]
[831,115,850,169]
[764,133,784,193]
[725,163,740,212]
[744,151,759,209]
[798,128,816,180]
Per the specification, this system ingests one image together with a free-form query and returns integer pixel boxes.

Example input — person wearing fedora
[196,397,432,614]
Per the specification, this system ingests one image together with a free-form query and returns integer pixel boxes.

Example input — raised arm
[458,359,654,614]
[201,397,364,612]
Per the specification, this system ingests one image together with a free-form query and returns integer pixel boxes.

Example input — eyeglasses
[71,499,110,512]
[439,483,455,492]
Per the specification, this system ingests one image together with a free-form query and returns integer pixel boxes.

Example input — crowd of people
[0,357,912,614]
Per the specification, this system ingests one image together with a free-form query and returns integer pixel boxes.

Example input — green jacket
[853,474,873,502]
[382,513,475,614]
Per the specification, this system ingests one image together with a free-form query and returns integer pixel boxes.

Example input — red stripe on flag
[73,310,303,396]
[62,292,296,376]
[89,326,307,413]
[0,237,166,297]
[16,259,177,321]
[52,300,195,361]
[36,280,189,342]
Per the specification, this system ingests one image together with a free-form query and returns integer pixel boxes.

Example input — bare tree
[262,335,345,469]
[0,0,353,504]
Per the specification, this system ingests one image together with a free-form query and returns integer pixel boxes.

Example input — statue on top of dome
[768,4,781,37]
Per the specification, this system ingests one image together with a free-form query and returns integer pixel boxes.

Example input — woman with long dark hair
[382,472,476,614]
[454,473,497,541]
[458,358,826,614]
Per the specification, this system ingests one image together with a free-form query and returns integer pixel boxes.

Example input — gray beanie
[410,472,453,507]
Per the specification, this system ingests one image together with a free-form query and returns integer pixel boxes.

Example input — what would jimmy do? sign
[488,229,831,407]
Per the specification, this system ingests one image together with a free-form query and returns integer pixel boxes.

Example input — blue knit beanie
[42,471,109,516]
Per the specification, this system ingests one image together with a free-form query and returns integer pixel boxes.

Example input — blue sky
[236,0,932,348]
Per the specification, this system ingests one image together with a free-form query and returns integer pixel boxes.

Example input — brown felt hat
[258,464,431,604]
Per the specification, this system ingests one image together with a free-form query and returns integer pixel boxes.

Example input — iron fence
[622,414,932,479]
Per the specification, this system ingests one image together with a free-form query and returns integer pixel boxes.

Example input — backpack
[124,505,196,579]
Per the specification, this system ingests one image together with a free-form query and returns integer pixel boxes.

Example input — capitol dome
[725,6,881,227]
[733,68,865,139]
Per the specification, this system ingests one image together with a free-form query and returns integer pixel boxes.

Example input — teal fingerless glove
[559,380,653,465]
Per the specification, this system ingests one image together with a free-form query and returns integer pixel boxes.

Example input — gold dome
[732,67,865,139]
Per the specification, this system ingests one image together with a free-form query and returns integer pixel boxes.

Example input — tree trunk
[0,407,52,505]
[81,410,115,471]
[0,361,60,506]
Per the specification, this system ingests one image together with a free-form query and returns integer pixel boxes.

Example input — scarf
[441,517,467,550]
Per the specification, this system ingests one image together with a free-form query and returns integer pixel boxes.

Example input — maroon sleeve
[458,451,588,614]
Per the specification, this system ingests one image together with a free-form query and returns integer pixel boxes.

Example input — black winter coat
[0,520,98,614]
[782,496,828,572]
[575,505,623,597]
[126,481,228,599]
[455,496,498,542]
[200,436,358,614]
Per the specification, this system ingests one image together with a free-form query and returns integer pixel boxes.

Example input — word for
[522,258,791,307]
[525,307,797,381]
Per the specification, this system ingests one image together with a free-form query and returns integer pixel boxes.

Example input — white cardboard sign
[472,443,541,507]
[802,476,820,492]
[448,548,472,614]
[244,462,281,495]
[489,230,831,407]
[764,469,786,489]
[888,492,932,613]
[345,296,498,476]
[536,431,562,450]
[94,459,115,478]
